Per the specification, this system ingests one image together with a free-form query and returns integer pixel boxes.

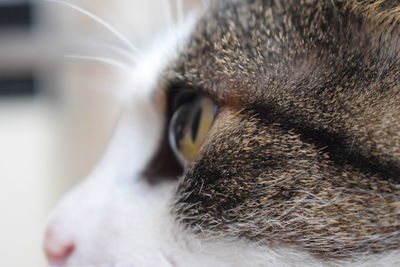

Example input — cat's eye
[169,92,218,167]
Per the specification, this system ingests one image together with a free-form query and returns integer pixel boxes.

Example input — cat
[44,0,400,266]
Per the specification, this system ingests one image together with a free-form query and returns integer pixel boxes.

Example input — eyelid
[171,88,198,110]
[167,83,222,112]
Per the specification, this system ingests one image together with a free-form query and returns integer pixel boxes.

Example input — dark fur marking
[250,104,400,180]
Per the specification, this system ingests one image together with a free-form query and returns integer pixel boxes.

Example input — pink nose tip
[44,229,75,265]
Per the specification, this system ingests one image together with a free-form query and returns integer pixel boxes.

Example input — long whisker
[84,42,137,62]
[42,0,139,54]
[65,54,132,72]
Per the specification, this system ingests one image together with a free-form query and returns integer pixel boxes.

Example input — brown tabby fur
[157,0,400,260]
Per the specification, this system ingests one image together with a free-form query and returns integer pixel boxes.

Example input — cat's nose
[44,227,75,265]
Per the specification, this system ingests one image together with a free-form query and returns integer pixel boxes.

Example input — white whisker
[65,54,131,72]
[85,42,137,62]
[42,0,139,54]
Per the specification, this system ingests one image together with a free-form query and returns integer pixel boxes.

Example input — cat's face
[44,0,400,266]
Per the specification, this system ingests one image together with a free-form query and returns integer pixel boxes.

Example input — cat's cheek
[42,106,398,267]
[42,106,315,267]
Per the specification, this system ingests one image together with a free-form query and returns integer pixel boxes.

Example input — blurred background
[0,0,198,266]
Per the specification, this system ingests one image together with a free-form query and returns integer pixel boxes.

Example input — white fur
[46,8,400,267]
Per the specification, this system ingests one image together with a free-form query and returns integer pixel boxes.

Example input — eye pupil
[191,107,202,142]
[170,104,191,150]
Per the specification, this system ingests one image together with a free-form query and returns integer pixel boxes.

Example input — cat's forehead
[167,0,400,109]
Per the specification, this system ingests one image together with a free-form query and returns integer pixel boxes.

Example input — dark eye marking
[250,103,400,181]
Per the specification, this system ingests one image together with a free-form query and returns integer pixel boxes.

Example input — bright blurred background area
[0,0,198,266]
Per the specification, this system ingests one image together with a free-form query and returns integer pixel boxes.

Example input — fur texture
[46,0,400,266]
[169,0,400,259]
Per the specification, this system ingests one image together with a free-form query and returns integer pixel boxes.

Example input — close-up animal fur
[44,0,400,266]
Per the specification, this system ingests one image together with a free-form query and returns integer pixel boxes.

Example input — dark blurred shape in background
[0,1,37,98]
[0,1,33,29]
[0,73,36,97]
